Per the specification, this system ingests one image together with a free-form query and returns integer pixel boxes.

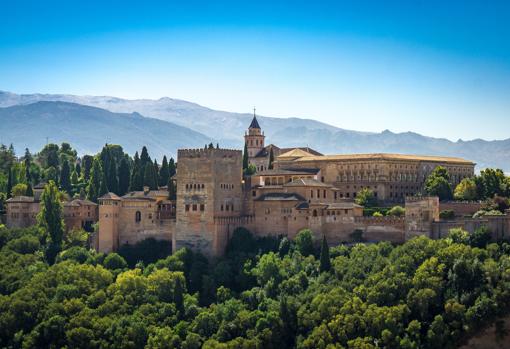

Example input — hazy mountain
[0,101,212,159]
[1,90,509,171]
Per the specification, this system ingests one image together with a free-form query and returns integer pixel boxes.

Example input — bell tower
[244,108,265,158]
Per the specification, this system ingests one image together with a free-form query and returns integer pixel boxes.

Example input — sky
[1,0,509,141]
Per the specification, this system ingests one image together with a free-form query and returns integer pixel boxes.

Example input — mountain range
[0,90,508,172]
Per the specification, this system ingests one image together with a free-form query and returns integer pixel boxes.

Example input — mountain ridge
[0,91,509,171]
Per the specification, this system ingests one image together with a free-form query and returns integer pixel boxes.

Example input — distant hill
[1,90,509,171]
[0,101,212,159]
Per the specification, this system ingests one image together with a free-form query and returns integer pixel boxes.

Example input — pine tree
[168,157,176,177]
[87,159,102,202]
[118,158,130,196]
[243,142,249,171]
[60,159,72,194]
[6,167,13,198]
[319,235,331,272]
[159,156,170,187]
[130,152,143,191]
[268,147,275,170]
[107,158,118,194]
[143,163,158,190]
[37,181,65,264]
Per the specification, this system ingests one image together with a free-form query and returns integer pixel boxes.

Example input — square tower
[174,148,243,256]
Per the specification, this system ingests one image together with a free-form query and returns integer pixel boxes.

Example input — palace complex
[5,115,510,257]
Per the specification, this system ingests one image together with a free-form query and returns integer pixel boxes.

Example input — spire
[249,107,261,129]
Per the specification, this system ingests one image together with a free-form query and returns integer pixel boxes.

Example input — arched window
[135,211,141,222]
[313,209,318,217]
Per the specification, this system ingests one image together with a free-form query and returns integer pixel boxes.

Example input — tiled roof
[254,193,306,201]
[249,116,261,129]
[278,147,322,156]
[277,148,318,159]
[121,190,168,201]
[284,178,331,187]
[66,199,98,207]
[98,192,121,200]
[324,202,363,209]
[256,168,319,176]
[291,153,474,165]
[6,196,36,203]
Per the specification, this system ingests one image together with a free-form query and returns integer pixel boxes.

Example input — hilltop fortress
[94,115,510,257]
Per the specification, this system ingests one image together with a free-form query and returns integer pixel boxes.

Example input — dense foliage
[0,143,177,208]
[1,224,510,348]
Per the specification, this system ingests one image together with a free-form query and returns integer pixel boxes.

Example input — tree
[425,166,453,201]
[6,167,13,198]
[295,229,314,256]
[478,168,506,199]
[60,159,72,194]
[168,157,176,177]
[355,188,377,207]
[118,158,130,196]
[81,155,93,181]
[319,235,331,272]
[99,169,108,196]
[168,179,176,200]
[107,158,118,194]
[26,183,34,197]
[454,178,478,201]
[159,156,170,187]
[11,183,28,197]
[143,163,158,190]
[87,159,102,202]
[103,253,128,270]
[130,152,143,191]
[268,147,274,170]
[243,143,249,171]
[37,181,65,264]
[387,206,405,217]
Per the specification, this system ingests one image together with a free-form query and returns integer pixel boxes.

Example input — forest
[1,220,509,348]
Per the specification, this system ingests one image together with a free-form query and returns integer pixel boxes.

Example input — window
[135,211,141,222]
[252,190,256,197]
[192,204,197,211]
[200,204,205,211]
[185,204,190,212]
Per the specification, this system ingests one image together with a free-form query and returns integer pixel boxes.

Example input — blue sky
[1,0,509,141]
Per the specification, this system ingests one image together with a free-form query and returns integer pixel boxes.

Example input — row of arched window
[220,183,234,190]
[185,183,205,190]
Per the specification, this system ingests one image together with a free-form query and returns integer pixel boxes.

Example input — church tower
[244,108,265,158]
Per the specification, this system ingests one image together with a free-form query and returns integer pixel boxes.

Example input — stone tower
[405,196,439,240]
[244,110,265,158]
[97,193,121,253]
[174,148,243,256]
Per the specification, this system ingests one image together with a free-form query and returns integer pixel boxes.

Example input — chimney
[143,186,150,194]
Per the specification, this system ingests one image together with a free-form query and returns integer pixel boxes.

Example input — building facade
[94,117,492,257]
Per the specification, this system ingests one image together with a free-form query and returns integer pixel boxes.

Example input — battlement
[178,148,242,159]
[405,196,438,203]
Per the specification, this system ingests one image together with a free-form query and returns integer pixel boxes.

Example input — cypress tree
[99,169,108,196]
[140,146,150,168]
[208,142,214,149]
[319,235,331,272]
[143,163,158,190]
[37,180,65,264]
[26,183,34,197]
[243,143,249,171]
[130,152,143,191]
[168,157,176,177]
[107,158,118,194]
[159,156,170,187]
[24,152,31,185]
[6,167,13,198]
[71,170,78,186]
[268,147,275,170]
[75,163,81,177]
[87,159,102,202]
[153,159,159,187]
[82,155,93,181]
[118,157,130,196]
[60,159,72,194]
[168,179,176,200]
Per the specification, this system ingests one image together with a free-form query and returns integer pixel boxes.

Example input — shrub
[387,206,405,217]
[439,210,455,220]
